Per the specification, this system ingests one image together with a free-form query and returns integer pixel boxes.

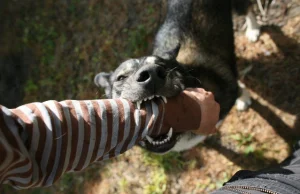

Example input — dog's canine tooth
[162,96,167,103]
[146,135,154,143]
[136,101,142,109]
[167,128,173,138]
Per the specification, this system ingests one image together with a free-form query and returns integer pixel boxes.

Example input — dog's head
[94,51,203,154]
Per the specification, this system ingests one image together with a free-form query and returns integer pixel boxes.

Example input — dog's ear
[160,44,181,61]
[94,72,113,98]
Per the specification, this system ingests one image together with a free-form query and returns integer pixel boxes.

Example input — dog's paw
[236,95,252,111]
[246,27,260,42]
[236,81,252,111]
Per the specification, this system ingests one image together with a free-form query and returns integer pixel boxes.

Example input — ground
[0,0,300,194]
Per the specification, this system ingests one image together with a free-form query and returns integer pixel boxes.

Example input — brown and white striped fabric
[0,99,165,189]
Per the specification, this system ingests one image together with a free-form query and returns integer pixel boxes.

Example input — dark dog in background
[94,0,253,154]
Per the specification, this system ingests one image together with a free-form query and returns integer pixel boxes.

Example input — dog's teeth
[156,95,160,98]
[136,101,141,110]
[146,135,154,143]
[167,128,173,138]
[162,96,167,103]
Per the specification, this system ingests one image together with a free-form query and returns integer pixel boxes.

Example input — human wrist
[164,92,202,132]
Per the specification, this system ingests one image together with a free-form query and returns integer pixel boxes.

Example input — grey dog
[94,0,254,154]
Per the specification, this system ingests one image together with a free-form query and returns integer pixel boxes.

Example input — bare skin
[163,88,220,135]
[185,88,220,135]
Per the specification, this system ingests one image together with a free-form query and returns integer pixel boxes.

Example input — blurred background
[0,0,299,193]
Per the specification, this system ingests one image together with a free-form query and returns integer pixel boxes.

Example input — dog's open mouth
[140,128,179,153]
[134,95,179,153]
[141,127,180,153]
[135,95,167,110]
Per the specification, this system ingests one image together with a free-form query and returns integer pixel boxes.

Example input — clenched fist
[162,88,220,135]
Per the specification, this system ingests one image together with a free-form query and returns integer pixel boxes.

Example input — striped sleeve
[0,99,165,189]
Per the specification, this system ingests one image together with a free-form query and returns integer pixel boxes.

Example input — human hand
[183,88,220,134]
[162,88,220,135]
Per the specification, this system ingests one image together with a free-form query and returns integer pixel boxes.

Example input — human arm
[164,88,220,135]
[0,99,165,189]
[0,88,220,189]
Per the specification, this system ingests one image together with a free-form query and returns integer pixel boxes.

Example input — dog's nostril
[156,67,166,80]
[136,71,150,82]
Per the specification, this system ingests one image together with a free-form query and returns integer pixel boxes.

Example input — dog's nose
[135,65,166,85]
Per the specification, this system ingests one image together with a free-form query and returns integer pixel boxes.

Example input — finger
[185,88,206,93]
[182,90,205,101]
[204,91,216,101]
[211,127,218,134]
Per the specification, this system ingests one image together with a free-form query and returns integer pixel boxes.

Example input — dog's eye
[117,75,127,81]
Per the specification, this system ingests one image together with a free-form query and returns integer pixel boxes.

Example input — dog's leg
[235,81,252,111]
[232,0,260,42]
[245,11,260,42]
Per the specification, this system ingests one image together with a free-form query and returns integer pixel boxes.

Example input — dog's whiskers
[166,67,178,76]
[187,75,202,85]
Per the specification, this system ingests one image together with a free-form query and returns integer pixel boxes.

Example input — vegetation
[1,0,299,193]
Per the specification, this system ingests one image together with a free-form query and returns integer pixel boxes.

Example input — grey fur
[95,0,254,153]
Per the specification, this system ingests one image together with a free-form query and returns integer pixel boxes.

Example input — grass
[1,1,297,194]
[143,167,167,194]
[142,151,184,172]
[142,151,186,194]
